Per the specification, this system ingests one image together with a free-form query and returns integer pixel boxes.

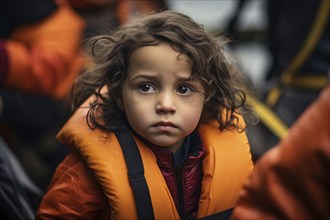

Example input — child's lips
[153,121,177,127]
[152,121,178,131]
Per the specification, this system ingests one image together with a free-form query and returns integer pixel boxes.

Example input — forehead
[127,44,193,77]
[130,43,190,62]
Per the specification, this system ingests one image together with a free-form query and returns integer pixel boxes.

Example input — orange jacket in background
[4,0,85,98]
[231,85,330,220]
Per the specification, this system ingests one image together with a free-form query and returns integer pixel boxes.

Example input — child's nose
[155,92,176,114]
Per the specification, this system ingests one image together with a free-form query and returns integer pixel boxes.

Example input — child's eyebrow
[130,74,157,82]
[129,73,200,83]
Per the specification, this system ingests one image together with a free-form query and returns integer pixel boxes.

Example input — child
[36,10,253,220]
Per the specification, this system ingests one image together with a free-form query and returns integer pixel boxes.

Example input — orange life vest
[57,102,253,219]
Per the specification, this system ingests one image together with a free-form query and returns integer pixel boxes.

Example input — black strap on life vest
[114,129,155,220]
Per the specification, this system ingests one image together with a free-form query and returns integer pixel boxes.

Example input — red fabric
[151,142,204,219]
[36,149,110,219]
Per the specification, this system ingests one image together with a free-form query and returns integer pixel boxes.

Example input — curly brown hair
[72,10,253,132]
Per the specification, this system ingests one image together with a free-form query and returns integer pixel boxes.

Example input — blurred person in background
[225,0,329,161]
[0,0,85,219]
[1,1,168,219]
[231,84,329,220]
[223,2,329,218]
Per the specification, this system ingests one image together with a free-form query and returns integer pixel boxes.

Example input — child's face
[119,43,205,153]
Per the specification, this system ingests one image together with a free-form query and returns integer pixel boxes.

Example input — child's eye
[137,83,156,93]
[176,85,194,95]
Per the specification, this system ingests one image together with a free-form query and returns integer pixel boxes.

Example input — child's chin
[147,138,183,152]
